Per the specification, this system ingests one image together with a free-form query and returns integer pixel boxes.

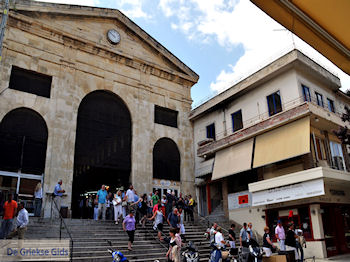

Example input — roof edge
[11,0,199,83]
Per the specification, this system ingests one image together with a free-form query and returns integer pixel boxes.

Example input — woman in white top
[33,182,43,217]
[149,206,164,241]
[113,191,123,224]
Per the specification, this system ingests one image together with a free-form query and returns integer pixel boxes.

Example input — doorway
[72,90,132,217]
[322,205,350,257]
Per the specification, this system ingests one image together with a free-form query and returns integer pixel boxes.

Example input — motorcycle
[240,239,263,262]
[209,243,235,262]
[107,240,128,262]
[182,241,199,262]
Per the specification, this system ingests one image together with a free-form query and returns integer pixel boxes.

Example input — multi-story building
[0,1,198,217]
[190,50,350,258]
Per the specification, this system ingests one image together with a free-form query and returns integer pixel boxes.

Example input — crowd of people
[85,183,195,259]
[208,218,305,262]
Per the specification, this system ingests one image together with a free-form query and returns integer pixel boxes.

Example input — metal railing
[197,94,346,143]
[52,196,74,262]
[135,209,168,251]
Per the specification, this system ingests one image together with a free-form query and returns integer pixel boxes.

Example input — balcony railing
[197,95,346,144]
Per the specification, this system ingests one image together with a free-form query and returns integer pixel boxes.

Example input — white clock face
[107,29,121,45]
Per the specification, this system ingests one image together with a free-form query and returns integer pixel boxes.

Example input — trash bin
[60,206,68,218]
[278,250,295,262]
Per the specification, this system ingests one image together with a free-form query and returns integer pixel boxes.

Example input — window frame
[231,109,243,132]
[266,91,282,116]
[315,92,324,107]
[330,141,346,171]
[327,98,335,113]
[206,123,216,140]
[8,66,52,98]
[302,85,311,102]
[154,105,178,128]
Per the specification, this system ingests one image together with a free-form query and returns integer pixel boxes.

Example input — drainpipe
[0,0,10,63]
[223,107,227,137]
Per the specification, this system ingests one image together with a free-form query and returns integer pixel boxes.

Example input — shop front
[249,167,350,258]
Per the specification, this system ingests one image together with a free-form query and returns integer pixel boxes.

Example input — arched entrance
[153,137,180,197]
[0,108,48,213]
[72,90,131,217]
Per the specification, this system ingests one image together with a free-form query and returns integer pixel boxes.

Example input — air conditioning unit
[333,156,345,171]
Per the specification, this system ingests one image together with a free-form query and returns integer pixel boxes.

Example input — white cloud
[115,0,151,19]
[159,0,350,93]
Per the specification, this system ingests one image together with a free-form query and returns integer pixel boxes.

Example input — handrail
[135,209,168,251]
[52,196,74,262]
[191,206,229,235]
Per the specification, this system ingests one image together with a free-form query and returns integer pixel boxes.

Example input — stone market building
[0,0,198,217]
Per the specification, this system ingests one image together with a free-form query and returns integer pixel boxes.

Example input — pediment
[9,0,199,84]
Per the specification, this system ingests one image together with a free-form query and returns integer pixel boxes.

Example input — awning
[195,158,214,178]
[212,138,254,180]
[251,0,350,75]
[253,117,310,168]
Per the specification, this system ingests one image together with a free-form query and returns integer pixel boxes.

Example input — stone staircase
[26,217,212,261]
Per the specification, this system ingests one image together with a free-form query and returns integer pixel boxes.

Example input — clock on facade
[107,29,121,45]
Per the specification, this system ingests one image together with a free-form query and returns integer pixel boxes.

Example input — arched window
[0,108,48,175]
[153,138,180,181]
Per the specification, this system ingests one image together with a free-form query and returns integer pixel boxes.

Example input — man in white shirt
[7,202,29,239]
[215,227,226,248]
[125,184,136,215]
[210,223,218,244]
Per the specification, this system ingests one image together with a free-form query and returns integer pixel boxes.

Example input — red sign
[238,194,249,205]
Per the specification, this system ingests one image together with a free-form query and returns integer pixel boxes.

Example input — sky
[38,0,350,108]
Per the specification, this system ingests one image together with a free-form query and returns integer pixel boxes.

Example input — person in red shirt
[0,194,18,239]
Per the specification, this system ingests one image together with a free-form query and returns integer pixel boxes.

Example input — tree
[334,106,350,145]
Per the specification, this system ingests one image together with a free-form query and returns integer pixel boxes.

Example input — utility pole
[0,0,10,63]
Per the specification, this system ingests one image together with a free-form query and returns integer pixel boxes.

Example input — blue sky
[38,0,350,107]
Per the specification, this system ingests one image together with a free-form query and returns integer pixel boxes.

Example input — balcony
[197,95,346,157]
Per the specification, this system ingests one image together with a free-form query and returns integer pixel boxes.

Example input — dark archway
[72,90,132,217]
[0,108,48,175]
[153,138,180,181]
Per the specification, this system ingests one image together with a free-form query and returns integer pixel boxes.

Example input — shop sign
[228,191,252,210]
[252,178,325,206]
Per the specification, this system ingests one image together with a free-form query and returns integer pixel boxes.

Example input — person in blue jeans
[96,185,108,220]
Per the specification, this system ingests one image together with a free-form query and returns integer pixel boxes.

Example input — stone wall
[0,2,197,217]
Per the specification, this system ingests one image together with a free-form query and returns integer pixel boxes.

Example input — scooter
[182,241,199,262]
[209,243,234,262]
[241,239,263,262]
[107,240,128,262]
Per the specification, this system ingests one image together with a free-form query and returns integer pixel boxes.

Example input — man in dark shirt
[228,224,236,248]
[285,223,299,261]
[167,208,179,229]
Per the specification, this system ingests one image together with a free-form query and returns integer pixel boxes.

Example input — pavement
[314,254,350,262]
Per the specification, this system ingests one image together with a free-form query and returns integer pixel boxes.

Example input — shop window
[330,141,346,171]
[267,91,282,116]
[315,92,324,107]
[298,207,312,240]
[315,137,327,160]
[266,206,313,242]
[9,66,52,98]
[327,98,335,113]
[154,105,178,128]
[232,110,243,132]
[206,123,216,140]
[302,85,311,102]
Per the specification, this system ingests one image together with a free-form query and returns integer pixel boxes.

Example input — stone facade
[0,1,198,217]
